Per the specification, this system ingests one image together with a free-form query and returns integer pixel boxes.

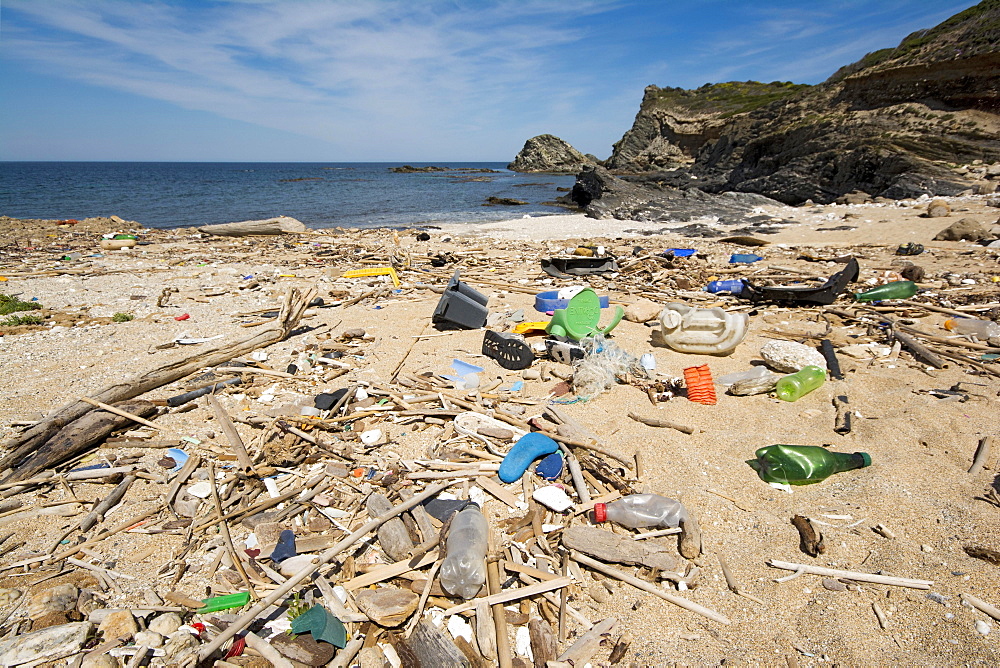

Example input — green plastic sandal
[545,288,623,340]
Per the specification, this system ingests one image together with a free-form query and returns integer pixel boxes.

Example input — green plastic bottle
[775,365,826,401]
[854,281,918,302]
[751,444,871,485]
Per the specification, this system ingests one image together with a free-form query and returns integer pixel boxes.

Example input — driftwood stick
[627,412,695,435]
[718,553,765,605]
[197,481,450,661]
[442,576,572,617]
[1,287,315,471]
[78,396,161,429]
[767,559,932,589]
[486,555,514,668]
[43,505,165,566]
[570,551,730,624]
[405,558,442,638]
[969,436,993,475]
[891,326,947,368]
[556,617,617,664]
[833,395,852,435]
[961,592,1000,621]
[566,454,591,504]
[207,394,255,474]
[244,631,294,668]
[80,474,137,534]
[208,462,257,598]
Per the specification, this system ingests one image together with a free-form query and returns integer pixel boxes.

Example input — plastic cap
[943,319,956,331]
[593,503,607,523]
[857,452,872,468]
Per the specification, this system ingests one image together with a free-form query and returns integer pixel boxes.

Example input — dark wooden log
[562,526,679,571]
[3,400,157,483]
[198,216,307,236]
[392,618,471,667]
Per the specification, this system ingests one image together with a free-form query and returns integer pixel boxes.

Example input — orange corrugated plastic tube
[683,364,717,405]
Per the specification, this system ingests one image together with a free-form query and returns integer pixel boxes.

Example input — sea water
[0,162,576,230]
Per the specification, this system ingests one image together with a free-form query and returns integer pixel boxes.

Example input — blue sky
[0,0,976,162]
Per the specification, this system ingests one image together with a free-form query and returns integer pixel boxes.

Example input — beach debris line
[0,213,999,664]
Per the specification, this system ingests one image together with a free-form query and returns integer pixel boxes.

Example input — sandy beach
[0,194,998,666]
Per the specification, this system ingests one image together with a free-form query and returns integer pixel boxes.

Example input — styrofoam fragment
[760,340,827,373]
[532,485,573,512]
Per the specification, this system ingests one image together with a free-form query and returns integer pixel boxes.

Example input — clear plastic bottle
[775,365,826,401]
[593,494,688,529]
[944,318,1000,341]
[439,503,489,599]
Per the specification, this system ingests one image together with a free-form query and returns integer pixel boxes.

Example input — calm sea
[0,162,576,230]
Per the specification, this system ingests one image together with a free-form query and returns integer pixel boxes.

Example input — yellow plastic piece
[342,266,400,288]
[512,321,549,335]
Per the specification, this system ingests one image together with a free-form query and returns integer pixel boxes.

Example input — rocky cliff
[603,0,1000,204]
[507,134,598,173]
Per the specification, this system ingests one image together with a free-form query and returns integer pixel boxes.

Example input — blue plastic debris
[166,448,189,473]
[270,529,297,563]
[535,451,564,480]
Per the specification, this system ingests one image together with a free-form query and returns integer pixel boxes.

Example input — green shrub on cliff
[645,81,811,117]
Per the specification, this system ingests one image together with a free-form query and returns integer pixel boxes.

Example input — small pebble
[976,620,992,635]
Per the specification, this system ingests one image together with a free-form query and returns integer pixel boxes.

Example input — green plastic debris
[198,592,251,612]
[545,288,623,341]
[290,605,347,648]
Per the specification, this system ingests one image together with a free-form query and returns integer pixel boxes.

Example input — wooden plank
[343,552,438,590]
[442,577,572,616]
[476,476,524,510]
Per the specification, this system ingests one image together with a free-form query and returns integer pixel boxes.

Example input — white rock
[760,340,827,373]
[976,619,992,635]
[532,485,573,512]
[186,481,213,499]
[147,612,183,636]
[278,554,317,578]
[0,621,92,666]
[133,630,164,648]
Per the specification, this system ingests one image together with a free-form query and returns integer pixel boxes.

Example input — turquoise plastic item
[545,288,624,341]
[499,433,559,483]
[290,605,347,648]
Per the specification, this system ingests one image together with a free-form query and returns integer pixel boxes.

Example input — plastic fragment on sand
[270,529,297,563]
[532,485,574,512]
[198,592,251,613]
[290,605,347,648]
[342,266,400,288]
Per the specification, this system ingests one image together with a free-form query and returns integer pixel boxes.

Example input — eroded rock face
[563,4,1000,205]
[507,134,596,173]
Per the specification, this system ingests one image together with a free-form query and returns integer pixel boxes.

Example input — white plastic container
[659,303,748,355]
[439,504,489,599]
[594,493,688,529]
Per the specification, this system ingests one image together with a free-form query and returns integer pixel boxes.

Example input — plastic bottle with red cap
[594,493,688,530]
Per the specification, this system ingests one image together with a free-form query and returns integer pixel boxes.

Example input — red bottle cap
[593,503,607,523]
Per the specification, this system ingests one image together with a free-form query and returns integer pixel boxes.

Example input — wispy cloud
[2,0,621,157]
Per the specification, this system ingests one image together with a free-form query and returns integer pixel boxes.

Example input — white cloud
[2,0,621,157]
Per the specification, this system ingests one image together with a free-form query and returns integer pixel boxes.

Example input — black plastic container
[432,269,489,329]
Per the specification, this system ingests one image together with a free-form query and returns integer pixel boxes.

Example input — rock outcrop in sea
[507,134,598,173]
